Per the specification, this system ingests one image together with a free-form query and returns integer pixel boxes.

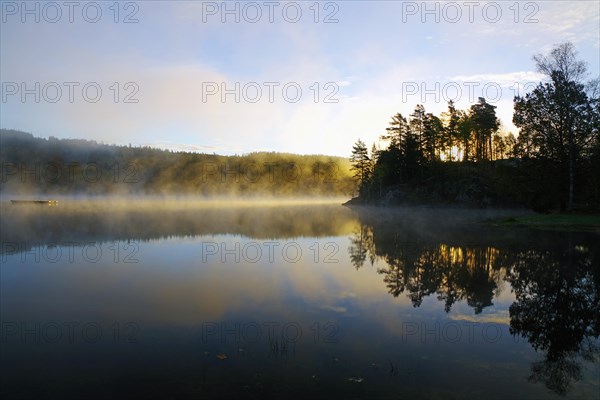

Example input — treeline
[0,129,354,197]
[350,43,600,211]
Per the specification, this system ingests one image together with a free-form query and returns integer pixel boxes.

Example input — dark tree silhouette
[514,56,599,210]
[470,97,500,161]
[507,237,600,395]
[349,139,371,195]
[441,100,461,161]
[422,113,444,162]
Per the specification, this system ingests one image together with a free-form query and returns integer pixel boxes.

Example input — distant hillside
[0,129,355,197]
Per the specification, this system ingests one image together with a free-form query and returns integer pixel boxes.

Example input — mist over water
[1,198,356,247]
[1,200,598,399]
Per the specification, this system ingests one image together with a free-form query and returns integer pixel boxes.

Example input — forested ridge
[0,129,354,197]
[2,43,598,208]
[349,43,600,211]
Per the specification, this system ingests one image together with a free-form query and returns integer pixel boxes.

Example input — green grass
[493,213,600,232]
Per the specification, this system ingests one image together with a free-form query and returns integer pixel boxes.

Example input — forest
[349,43,600,211]
[0,130,354,197]
[2,43,598,209]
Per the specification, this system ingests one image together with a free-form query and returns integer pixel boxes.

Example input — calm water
[1,201,598,399]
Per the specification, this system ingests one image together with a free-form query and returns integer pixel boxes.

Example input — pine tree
[350,139,371,192]
[470,97,499,161]
[441,100,461,161]
[382,113,410,149]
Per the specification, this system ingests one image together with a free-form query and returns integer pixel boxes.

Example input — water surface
[1,201,598,399]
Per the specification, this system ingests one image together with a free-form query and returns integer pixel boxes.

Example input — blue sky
[1,0,599,156]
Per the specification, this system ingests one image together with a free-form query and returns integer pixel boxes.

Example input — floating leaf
[347,377,363,383]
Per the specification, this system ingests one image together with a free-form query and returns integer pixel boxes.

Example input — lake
[1,200,598,399]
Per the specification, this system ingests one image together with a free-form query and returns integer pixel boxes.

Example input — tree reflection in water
[507,236,599,395]
[348,208,599,395]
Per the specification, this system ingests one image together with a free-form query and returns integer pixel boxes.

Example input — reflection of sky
[2,211,598,398]
[2,235,405,324]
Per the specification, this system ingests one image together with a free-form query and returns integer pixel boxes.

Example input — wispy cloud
[1,1,597,156]
[450,71,545,86]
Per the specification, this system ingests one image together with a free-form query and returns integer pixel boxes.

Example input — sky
[1,0,599,157]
